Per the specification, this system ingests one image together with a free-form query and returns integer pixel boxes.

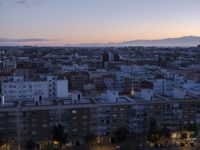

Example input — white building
[1,75,68,103]
[153,78,174,96]
[3,60,17,69]
[100,91,119,102]
[60,64,88,73]
[183,83,200,97]
[141,88,153,101]
[172,88,186,99]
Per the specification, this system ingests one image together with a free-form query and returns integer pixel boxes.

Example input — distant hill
[117,36,200,47]
[1,36,200,47]
[77,36,200,47]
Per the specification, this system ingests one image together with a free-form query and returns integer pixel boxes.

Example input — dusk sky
[0,0,200,45]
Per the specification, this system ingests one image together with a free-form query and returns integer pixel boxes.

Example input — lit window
[112,114,117,117]
[72,110,77,114]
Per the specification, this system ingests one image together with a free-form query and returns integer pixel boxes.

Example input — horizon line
[0,35,200,47]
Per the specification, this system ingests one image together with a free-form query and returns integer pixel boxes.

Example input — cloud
[15,0,44,6]
[0,38,58,43]
[15,0,27,5]
[0,0,44,6]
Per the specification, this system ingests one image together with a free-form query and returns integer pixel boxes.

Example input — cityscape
[1,0,200,150]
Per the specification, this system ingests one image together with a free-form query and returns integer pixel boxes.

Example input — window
[72,129,77,132]
[120,108,124,111]
[72,110,77,114]
[42,124,47,127]
[82,115,87,119]
[72,116,77,120]
[113,108,117,111]
[190,120,194,124]
[32,131,37,135]
[112,114,117,117]
[173,103,179,108]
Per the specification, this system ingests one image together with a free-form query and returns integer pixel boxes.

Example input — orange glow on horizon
[19,33,200,46]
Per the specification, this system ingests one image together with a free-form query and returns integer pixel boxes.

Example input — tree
[114,127,129,142]
[160,126,171,138]
[52,124,67,146]
[181,132,188,139]
[120,141,137,150]
[0,133,5,147]
[42,141,54,150]
[147,118,159,143]
[84,133,96,144]
[25,139,36,150]
[187,124,198,138]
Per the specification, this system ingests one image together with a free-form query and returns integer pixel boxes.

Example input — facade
[65,71,89,91]
[0,92,200,147]
[1,75,68,103]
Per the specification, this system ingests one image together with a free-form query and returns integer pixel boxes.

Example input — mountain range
[1,36,200,47]
[78,36,200,47]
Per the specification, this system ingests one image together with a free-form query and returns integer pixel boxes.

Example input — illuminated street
[89,147,200,150]
[145,148,200,150]
[74,143,200,150]
[91,145,115,150]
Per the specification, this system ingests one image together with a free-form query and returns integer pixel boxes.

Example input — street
[89,145,200,150]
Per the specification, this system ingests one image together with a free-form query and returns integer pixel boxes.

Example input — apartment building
[136,98,200,133]
[1,75,68,103]
[0,91,133,146]
[0,91,200,148]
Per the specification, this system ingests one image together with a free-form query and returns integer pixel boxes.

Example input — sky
[0,0,200,46]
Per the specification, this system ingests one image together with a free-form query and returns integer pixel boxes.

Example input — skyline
[1,0,200,46]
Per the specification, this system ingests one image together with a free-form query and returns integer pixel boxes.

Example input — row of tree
[147,118,199,143]
[1,120,198,149]
[25,124,67,150]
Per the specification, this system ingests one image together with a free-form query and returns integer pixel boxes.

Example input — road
[143,147,200,150]
[90,146,200,150]
[91,145,115,150]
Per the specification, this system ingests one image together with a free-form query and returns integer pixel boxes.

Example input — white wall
[56,80,68,98]
[2,76,68,102]
[141,89,153,101]
[153,79,173,96]
[101,91,119,102]
[2,81,48,102]
[172,88,186,99]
